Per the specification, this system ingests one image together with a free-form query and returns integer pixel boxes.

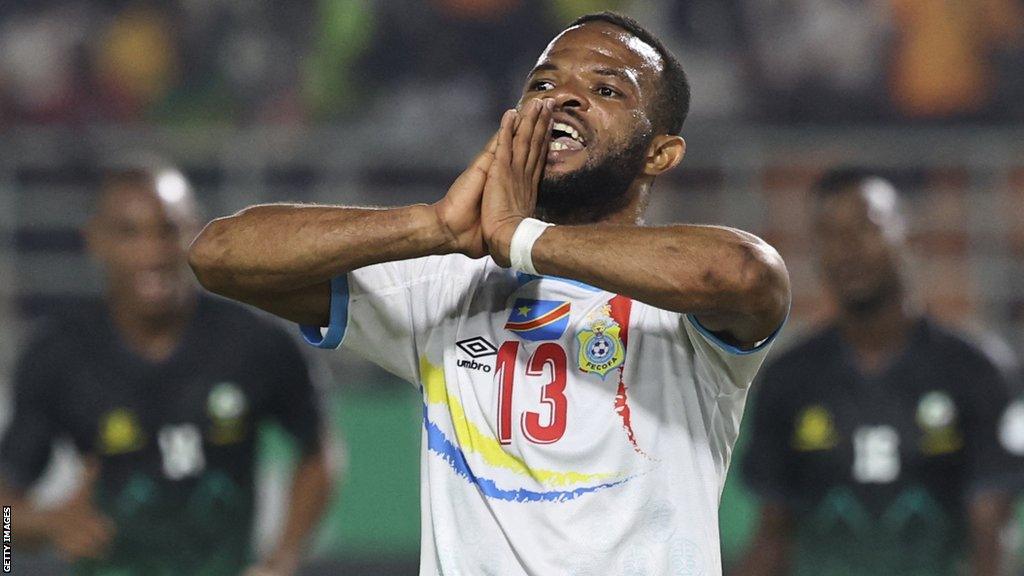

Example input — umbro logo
[456,337,497,373]
[456,337,497,358]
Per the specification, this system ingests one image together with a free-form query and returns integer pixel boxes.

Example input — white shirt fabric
[301,254,779,576]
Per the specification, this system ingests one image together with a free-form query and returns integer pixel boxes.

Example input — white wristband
[509,218,553,274]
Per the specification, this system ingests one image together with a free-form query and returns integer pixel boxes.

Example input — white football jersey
[301,254,779,576]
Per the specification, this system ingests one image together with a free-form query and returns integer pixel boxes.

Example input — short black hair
[568,11,690,135]
[91,162,199,221]
[812,167,889,198]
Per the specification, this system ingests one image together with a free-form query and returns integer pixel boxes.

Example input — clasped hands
[433,98,555,267]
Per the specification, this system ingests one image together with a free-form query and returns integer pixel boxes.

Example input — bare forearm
[970,493,1011,576]
[731,504,793,576]
[0,493,51,550]
[732,538,790,576]
[0,485,62,552]
[264,452,333,573]
[530,223,789,342]
[190,203,449,296]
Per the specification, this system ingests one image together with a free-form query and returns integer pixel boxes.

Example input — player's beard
[836,272,903,318]
[535,128,651,224]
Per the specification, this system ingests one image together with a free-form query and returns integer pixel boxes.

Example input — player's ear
[642,135,685,177]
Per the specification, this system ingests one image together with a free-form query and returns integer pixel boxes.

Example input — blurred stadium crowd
[3,1,1024,575]
[3,0,1024,126]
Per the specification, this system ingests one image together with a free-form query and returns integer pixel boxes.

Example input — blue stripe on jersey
[515,271,602,293]
[300,274,350,349]
[423,404,631,503]
[686,311,786,356]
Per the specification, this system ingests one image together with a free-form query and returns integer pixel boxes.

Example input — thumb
[469,127,502,176]
[468,147,495,179]
[70,457,101,506]
[81,456,101,492]
[453,148,496,195]
[485,129,499,154]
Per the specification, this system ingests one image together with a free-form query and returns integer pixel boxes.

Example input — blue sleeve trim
[299,274,350,349]
[687,311,787,356]
[515,271,602,293]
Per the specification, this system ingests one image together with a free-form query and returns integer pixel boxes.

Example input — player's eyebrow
[528,63,639,91]
[593,67,638,90]
[527,62,558,78]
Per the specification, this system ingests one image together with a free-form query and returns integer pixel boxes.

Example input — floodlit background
[1,0,1023,574]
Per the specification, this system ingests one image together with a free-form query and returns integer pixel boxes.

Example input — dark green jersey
[742,318,1023,576]
[1,296,323,576]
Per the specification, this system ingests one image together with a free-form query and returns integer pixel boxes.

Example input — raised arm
[968,492,1012,576]
[482,100,789,347]
[188,137,496,325]
[530,223,788,345]
[0,461,115,561]
[731,503,794,576]
[244,448,333,576]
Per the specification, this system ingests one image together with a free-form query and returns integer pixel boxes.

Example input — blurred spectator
[0,164,336,576]
[736,0,1024,123]
[303,0,374,119]
[888,0,1024,121]
[736,0,894,122]
[357,0,554,122]
[660,0,749,119]
[93,4,178,121]
[735,168,1022,576]
[0,3,96,125]
[3,1,1024,126]
[150,0,317,125]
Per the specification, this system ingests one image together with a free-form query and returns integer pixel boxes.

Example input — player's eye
[114,223,140,237]
[530,80,554,92]
[159,224,179,239]
[596,85,620,98]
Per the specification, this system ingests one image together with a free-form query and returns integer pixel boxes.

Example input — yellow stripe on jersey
[420,355,622,487]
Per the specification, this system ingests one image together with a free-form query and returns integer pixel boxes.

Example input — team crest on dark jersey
[575,305,625,378]
[793,405,838,451]
[916,391,962,455]
[99,408,145,455]
[207,382,248,445]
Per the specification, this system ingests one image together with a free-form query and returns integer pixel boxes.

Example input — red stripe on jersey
[608,295,632,348]
[504,302,571,331]
[606,295,652,459]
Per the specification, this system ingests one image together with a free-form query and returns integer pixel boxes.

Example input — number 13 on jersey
[495,341,569,445]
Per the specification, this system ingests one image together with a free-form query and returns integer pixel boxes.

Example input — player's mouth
[547,120,587,165]
[132,269,179,303]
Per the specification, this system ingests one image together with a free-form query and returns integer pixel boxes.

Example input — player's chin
[544,147,587,174]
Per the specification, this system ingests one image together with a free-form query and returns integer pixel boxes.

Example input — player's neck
[538,181,649,225]
[583,187,648,225]
[107,294,197,362]
[839,295,916,374]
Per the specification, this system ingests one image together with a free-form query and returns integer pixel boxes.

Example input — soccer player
[735,169,1022,576]
[0,166,335,576]
[189,12,791,575]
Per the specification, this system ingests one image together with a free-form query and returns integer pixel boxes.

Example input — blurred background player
[735,168,1022,576]
[0,165,335,576]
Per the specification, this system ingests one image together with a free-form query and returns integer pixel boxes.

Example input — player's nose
[548,83,590,113]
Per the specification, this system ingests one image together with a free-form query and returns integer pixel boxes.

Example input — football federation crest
[207,382,248,445]
[792,405,838,451]
[576,305,625,377]
[505,298,571,341]
[916,391,962,455]
[99,408,145,455]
